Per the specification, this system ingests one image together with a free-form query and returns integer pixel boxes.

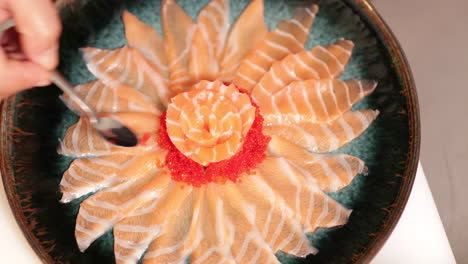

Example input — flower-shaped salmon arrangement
[59,0,379,263]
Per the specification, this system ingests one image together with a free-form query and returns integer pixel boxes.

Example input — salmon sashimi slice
[114,182,193,264]
[75,168,172,252]
[189,0,230,82]
[59,117,158,158]
[233,4,318,91]
[82,46,170,109]
[189,185,237,264]
[143,187,206,264]
[190,184,281,264]
[123,11,168,77]
[141,189,197,264]
[162,0,196,93]
[112,150,167,181]
[61,80,159,115]
[267,136,366,192]
[60,153,135,203]
[59,117,114,157]
[166,80,255,165]
[222,179,317,257]
[251,39,354,102]
[190,80,256,136]
[263,109,379,153]
[257,157,352,233]
[257,78,377,125]
[143,189,205,264]
[218,0,268,81]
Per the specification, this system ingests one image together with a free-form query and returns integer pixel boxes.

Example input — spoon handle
[50,71,99,123]
[0,18,99,123]
[0,19,15,34]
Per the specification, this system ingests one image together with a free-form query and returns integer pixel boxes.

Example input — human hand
[0,0,61,99]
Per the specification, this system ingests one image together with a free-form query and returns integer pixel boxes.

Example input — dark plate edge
[345,0,421,263]
[0,96,52,264]
[0,0,421,263]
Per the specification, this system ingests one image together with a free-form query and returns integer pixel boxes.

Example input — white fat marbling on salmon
[273,28,302,46]
[317,45,344,71]
[305,51,333,76]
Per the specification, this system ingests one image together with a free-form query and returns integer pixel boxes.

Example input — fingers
[8,0,61,70]
[0,9,9,22]
[0,0,60,99]
[0,50,51,99]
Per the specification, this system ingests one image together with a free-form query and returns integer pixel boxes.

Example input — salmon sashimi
[257,157,352,233]
[81,46,170,109]
[181,186,234,264]
[264,109,379,153]
[233,4,318,91]
[59,117,114,157]
[61,150,167,204]
[166,80,255,165]
[190,184,281,264]
[161,0,196,93]
[251,39,354,103]
[218,0,268,81]
[123,11,169,77]
[267,136,366,192]
[59,117,157,158]
[75,168,172,252]
[61,80,159,115]
[189,0,230,82]
[257,78,377,125]
[58,1,381,263]
[114,182,193,264]
[60,153,135,203]
[220,179,316,258]
[143,189,205,264]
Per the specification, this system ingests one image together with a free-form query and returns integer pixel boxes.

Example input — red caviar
[158,88,270,187]
[139,133,152,146]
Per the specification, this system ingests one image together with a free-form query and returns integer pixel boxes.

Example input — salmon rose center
[158,80,271,186]
[166,81,256,166]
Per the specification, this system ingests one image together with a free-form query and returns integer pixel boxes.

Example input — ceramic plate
[0,0,419,263]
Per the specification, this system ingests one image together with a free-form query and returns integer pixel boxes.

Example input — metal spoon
[51,72,138,147]
[1,19,138,147]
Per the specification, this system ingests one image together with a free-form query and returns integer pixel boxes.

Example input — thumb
[0,50,51,99]
[9,0,61,70]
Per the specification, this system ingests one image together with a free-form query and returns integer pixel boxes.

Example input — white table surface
[372,164,456,264]
[0,163,456,263]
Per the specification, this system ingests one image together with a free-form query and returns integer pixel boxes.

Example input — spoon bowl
[93,116,138,147]
[51,70,139,147]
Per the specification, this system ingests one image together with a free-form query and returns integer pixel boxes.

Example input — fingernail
[34,46,59,70]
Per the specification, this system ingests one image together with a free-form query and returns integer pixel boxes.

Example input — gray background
[373,0,468,262]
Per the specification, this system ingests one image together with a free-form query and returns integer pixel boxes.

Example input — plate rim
[343,0,420,262]
[0,95,52,264]
[0,0,421,263]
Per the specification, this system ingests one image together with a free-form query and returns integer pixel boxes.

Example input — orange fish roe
[158,88,271,187]
[139,133,152,146]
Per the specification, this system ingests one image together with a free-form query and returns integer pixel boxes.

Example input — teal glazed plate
[0,0,420,263]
